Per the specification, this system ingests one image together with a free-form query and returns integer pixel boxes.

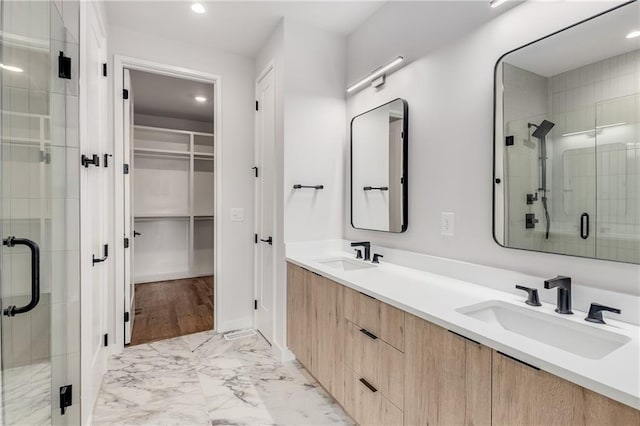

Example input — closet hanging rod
[293,184,324,190]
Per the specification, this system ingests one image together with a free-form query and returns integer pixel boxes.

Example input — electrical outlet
[441,212,455,236]
[230,208,244,222]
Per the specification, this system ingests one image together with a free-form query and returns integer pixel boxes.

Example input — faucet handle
[354,249,363,259]
[515,285,541,307]
[372,253,383,264]
[585,303,621,325]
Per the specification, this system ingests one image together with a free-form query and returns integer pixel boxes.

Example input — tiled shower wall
[0,0,81,424]
[504,50,640,263]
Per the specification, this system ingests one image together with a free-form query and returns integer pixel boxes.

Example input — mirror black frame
[350,98,409,233]
[491,1,636,262]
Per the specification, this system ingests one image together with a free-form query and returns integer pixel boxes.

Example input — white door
[254,67,276,343]
[123,69,135,344]
[80,3,109,418]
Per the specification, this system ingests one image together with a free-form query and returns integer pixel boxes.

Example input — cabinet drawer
[344,287,404,351]
[344,367,403,426]
[344,320,403,409]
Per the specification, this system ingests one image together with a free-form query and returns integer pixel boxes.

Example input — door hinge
[40,150,51,164]
[81,154,100,168]
[103,333,108,347]
[123,164,130,174]
[254,234,258,244]
[123,89,129,100]
[254,300,258,310]
[59,384,72,415]
[103,153,112,167]
[124,237,130,248]
[252,166,258,177]
[255,100,259,111]
[505,135,514,146]
[124,312,130,322]
[58,51,71,79]
[102,62,107,77]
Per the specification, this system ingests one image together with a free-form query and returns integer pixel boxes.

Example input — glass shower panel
[0,1,80,424]
[595,94,640,263]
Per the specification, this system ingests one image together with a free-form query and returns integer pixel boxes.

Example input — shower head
[531,120,555,139]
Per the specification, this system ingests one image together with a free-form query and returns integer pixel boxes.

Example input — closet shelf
[134,214,190,220]
[134,147,190,157]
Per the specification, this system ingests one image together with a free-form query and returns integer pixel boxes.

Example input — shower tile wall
[0,0,80,424]
[503,63,549,251]
[549,49,639,262]
[504,50,640,262]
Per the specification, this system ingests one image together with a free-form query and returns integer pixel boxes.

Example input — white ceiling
[504,2,640,77]
[106,1,387,57]
[130,70,214,122]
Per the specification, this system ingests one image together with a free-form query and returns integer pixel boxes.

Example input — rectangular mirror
[351,98,408,232]
[494,2,640,263]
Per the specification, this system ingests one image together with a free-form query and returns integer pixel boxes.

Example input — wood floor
[130,276,214,346]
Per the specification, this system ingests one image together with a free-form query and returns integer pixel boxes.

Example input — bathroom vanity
[286,242,640,425]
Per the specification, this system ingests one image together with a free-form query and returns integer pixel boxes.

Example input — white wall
[255,19,346,357]
[108,26,256,331]
[352,106,390,230]
[345,1,640,295]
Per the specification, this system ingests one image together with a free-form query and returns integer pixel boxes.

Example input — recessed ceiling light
[195,96,207,103]
[191,3,205,14]
[0,63,23,73]
[626,30,640,39]
[490,0,509,8]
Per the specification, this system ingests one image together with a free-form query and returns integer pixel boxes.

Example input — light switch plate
[441,212,455,236]
[230,208,244,222]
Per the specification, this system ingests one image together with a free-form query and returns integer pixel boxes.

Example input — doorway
[114,60,220,349]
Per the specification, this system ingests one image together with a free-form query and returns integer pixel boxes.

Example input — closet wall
[133,125,215,283]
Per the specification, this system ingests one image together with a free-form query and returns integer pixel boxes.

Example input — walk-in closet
[125,70,215,345]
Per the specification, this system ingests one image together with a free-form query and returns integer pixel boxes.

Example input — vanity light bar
[346,56,404,93]
[561,122,626,137]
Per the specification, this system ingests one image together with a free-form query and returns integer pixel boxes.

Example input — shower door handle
[2,237,40,317]
[580,213,590,240]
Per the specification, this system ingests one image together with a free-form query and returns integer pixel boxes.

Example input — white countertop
[286,241,640,410]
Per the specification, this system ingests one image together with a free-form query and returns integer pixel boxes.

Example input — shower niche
[493,1,640,264]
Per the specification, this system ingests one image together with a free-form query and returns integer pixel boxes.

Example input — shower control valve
[526,193,538,205]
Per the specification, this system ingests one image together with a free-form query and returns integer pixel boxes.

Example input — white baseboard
[272,340,295,362]
[216,317,253,333]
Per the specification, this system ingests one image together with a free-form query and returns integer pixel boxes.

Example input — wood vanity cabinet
[286,263,344,404]
[343,287,406,425]
[287,262,640,426]
[492,351,640,426]
[404,313,492,426]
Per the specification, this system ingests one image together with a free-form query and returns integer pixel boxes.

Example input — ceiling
[106,1,387,57]
[130,70,214,122]
[504,2,640,77]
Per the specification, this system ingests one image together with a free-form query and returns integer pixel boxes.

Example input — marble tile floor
[92,331,354,425]
[0,361,52,425]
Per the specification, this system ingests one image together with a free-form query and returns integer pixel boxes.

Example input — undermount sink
[316,257,376,271]
[457,300,631,360]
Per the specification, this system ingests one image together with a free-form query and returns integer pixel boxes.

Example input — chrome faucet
[544,275,573,315]
[350,241,371,261]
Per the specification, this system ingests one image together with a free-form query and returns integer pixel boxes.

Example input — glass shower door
[595,94,640,263]
[0,1,80,424]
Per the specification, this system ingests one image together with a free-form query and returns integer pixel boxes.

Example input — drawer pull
[359,328,378,340]
[497,351,540,371]
[359,378,378,393]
